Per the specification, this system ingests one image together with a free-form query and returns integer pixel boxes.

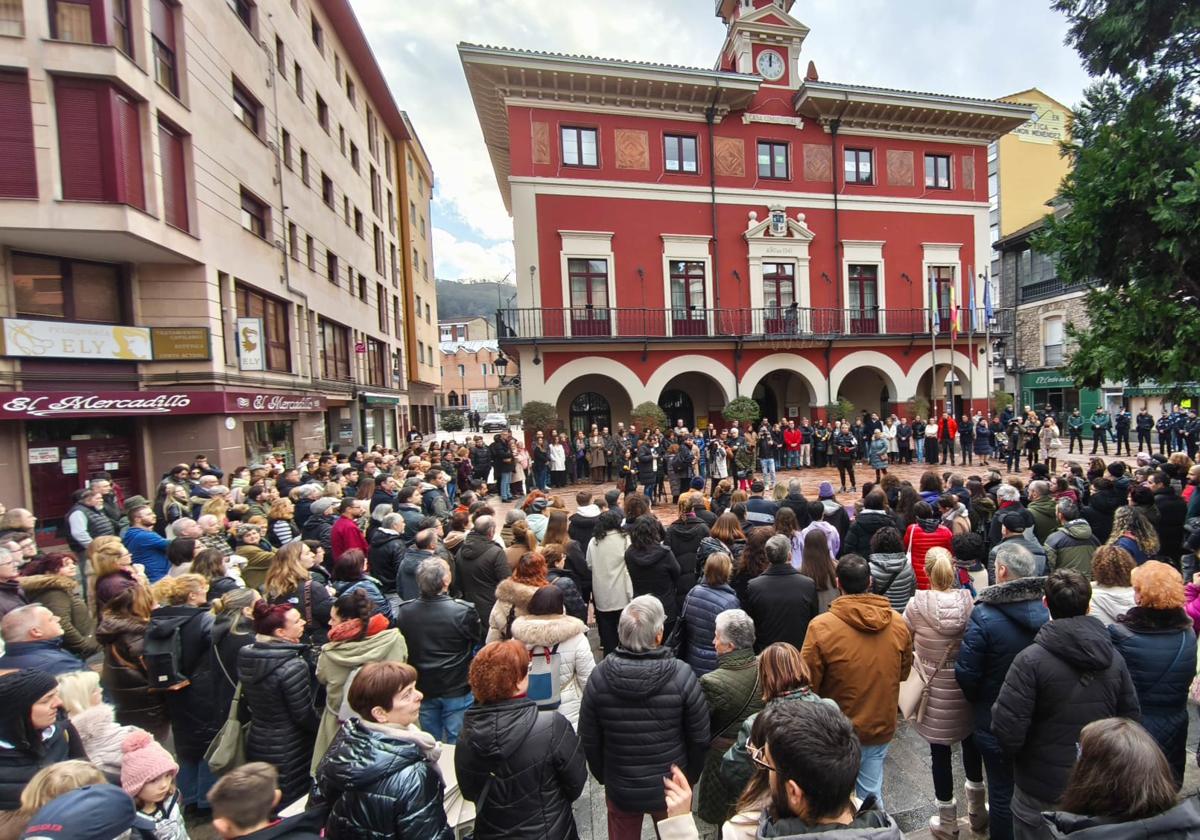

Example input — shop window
[13,252,124,323]
[236,283,291,372]
[319,318,351,380]
[244,420,293,466]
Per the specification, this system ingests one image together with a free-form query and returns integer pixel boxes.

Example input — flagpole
[967,265,975,420]
[985,268,993,421]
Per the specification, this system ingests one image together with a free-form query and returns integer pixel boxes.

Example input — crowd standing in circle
[0,405,1197,839]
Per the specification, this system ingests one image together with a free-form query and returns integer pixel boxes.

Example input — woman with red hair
[236,600,319,803]
[485,552,549,643]
[455,640,586,839]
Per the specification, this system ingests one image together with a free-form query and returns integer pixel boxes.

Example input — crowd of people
[0,407,1197,839]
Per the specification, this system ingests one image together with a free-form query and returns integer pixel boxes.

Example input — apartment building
[0,0,428,534]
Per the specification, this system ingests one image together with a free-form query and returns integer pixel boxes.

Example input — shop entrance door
[26,420,139,546]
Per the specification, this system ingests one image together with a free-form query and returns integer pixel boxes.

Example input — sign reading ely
[1,319,211,362]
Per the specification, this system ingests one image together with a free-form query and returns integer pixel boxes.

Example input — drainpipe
[706,94,721,328]
[830,117,841,315]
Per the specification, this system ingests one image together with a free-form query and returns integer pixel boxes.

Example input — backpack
[143,615,191,691]
[526,643,562,709]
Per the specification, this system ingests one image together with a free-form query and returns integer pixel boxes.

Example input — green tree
[520,400,558,433]
[631,401,667,432]
[439,411,464,432]
[722,397,761,426]
[906,395,931,421]
[991,389,1015,415]
[825,398,857,423]
[1037,0,1200,393]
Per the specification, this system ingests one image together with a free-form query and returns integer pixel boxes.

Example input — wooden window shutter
[112,92,143,208]
[158,121,187,229]
[0,72,37,198]
[54,78,107,201]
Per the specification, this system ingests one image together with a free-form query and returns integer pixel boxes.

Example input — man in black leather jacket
[395,556,480,744]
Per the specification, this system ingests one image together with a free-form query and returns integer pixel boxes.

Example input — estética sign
[0,390,326,420]
[1,319,212,362]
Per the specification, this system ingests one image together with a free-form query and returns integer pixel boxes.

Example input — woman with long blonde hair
[1107,505,1160,564]
[89,535,144,617]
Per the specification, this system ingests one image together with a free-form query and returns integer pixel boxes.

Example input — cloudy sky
[352,0,1093,282]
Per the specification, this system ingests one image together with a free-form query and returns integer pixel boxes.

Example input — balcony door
[848,264,879,334]
[932,265,955,333]
[669,260,706,336]
[567,258,610,337]
[763,262,795,334]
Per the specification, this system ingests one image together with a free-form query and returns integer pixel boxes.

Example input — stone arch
[903,349,983,399]
[828,351,906,409]
[739,353,825,404]
[553,373,636,434]
[540,356,647,407]
[645,355,736,406]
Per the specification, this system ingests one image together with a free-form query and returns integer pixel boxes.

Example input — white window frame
[559,230,616,338]
[841,240,886,333]
[660,234,712,337]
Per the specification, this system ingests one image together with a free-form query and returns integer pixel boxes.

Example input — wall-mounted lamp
[900,272,912,284]
[821,272,832,284]
[732,269,741,282]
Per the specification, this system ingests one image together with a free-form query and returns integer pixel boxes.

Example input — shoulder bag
[898,641,957,722]
[205,682,248,775]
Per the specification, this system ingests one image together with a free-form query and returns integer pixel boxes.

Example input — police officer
[1067,408,1084,454]
[1135,407,1154,453]
[1158,409,1174,456]
[1113,407,1132,456]
[1089,407,1111,455]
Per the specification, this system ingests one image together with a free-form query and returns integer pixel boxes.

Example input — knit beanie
[120,731,178,797]
[0,670,59,751]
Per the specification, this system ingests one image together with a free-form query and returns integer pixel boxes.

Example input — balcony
[498,306,1012,343]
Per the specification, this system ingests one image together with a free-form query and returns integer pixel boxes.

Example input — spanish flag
[949,282,960,340]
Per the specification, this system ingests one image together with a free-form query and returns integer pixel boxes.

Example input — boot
[929,798,959,839]
[964,780,989,834]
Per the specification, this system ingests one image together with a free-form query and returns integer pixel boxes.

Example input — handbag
[665,598,688,657]
[904,524,916,565]
[205,682,248,775]
[898,643,956,722]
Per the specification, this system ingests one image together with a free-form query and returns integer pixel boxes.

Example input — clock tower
[715,0,809,90]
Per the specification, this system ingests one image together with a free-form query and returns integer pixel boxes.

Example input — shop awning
[1123,382,1200,397]
[360,392,401,406]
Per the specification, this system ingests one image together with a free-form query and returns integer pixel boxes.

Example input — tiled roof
[459,43,759,81]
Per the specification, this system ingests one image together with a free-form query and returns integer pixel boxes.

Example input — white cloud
[353,0,1092,276]
[432,227,515,281]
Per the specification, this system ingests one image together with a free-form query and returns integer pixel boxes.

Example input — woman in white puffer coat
[510,584,595,729]
[55,669,143,781]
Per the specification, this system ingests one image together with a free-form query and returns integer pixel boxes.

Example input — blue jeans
[785,451,799,469]
[976,729,1016,840]
[915,437,925,461]
[177,758,218,808]
[642,482,656,499]
[419,692,473,744]
[499,471,512,501]
[857,742,890,805]
[761,458,776,486]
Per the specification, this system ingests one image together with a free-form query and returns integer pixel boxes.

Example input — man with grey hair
[1027,480,1058,543]
[0,603,79,674]
[368,510,407,598]
[455,515,509,642]
[0,544,27,620]
[988,482,1026,550]
[955,540,1048,839]
[694,609,764,825]
[746,534,818,652]
[777,477,812,529]
[580,595,709,837]
[1044,498,1099,578]
[169,517,202,541]
[396,556,480,744]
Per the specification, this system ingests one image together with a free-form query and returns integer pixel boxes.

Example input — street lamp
[495,353,517,387]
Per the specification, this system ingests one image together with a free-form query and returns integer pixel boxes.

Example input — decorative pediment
[744,205,815,241]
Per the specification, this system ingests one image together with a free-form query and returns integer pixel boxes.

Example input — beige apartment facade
[0,0,427,534]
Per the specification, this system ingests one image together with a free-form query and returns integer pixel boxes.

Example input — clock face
[756,49,785,81]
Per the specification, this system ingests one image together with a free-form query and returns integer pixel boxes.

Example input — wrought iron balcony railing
[497,306,1012,342]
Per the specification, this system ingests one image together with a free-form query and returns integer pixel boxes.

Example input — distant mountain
[436,279,519,320]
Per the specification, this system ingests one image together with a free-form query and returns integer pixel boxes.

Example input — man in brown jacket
[801,553,913,806]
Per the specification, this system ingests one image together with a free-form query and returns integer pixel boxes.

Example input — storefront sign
[0,390,326,419]
[360,392,400,406]
[27,446,59,464]
[1021,371,1076,389]
[236,318,265,371]
[151,328,211,361]
[2,319,153,361]
[1,319,212,362]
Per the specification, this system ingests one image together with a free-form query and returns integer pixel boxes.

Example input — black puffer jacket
[366,528,405,595]
[624,544,681,622]
[665,516,710,597]
[316,719,452,840]
[991,614,1141,803]
[301,514,334,556]
[579,646,710,814]
[237,640,320,803]
[456,697,586,840]
[456,533,510,642]
[1043,796,1200,838]
[146,605,219,761]
[842,509,896,559]
[94,615,169,740]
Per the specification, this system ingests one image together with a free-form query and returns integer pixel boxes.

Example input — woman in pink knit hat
[120,730,186,839]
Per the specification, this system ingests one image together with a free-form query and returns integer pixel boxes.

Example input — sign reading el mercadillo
[0,391,326,420]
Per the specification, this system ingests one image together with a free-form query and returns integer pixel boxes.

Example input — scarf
[327,612,390,643]
[359,720,443,774]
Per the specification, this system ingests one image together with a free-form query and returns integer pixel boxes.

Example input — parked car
[482,413,509,432]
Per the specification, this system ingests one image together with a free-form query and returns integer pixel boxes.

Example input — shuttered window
[150,0,178,95]
[0,72,37,198]
[158,121,187,230]
[55,79,143,208]
[55,79,107,201]
[112,93,143,209]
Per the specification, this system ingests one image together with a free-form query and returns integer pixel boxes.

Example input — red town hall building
[462,0,1029,433]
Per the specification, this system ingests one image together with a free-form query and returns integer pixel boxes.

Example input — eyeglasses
[747,743,777,773]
